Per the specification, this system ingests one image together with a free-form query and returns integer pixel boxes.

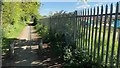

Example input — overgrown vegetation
[2,2,41,54]
[35,22,103,67]
[35,23,49,43]
[35,11,120,67]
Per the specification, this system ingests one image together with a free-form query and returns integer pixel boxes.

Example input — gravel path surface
[2,26,62,68]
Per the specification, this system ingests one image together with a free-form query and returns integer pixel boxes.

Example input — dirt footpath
[2,26,62,68]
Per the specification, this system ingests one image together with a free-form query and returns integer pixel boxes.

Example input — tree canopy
[2,2,40,25]
[2,2,41,37]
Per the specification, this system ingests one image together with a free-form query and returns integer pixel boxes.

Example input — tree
[2,2,41,37]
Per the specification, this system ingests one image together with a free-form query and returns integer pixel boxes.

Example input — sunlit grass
[2,22,26,54]
[4,22,26,38]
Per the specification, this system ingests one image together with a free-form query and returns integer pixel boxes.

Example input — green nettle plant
[63,45,103,68]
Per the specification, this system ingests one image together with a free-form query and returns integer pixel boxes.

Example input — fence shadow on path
[2,37,63,68]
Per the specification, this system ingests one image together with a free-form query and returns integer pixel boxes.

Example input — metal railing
[40,2,120,68]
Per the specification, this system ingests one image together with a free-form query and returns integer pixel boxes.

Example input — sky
[39,0,119,16]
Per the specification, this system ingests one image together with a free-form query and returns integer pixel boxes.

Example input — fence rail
[40,2,120,68]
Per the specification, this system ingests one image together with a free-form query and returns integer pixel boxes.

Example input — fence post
[74,10,77,48]
[93,6,99,62]
[79,11,82,49]
[116,2,120,68]
[110,2,119,67]
[104,4,112,67]
[86,8,89,55]
[117,28,120,68]
[97,5,103,64]
[0,1,2,67]
[49,17,51,34]
[101,5,108,65]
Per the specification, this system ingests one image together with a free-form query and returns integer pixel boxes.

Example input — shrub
[35,23,103,68]
[63,45,103,68]
[35,23,50,43]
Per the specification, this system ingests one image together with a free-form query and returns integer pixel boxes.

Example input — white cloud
[94,3,103,7]
[76,4,90,9]
[76,2,90,9]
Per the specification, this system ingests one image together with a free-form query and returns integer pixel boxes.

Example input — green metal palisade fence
[40,2,120,68]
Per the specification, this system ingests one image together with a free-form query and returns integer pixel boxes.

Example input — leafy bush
[63,46,103,68]
[47,32,103,67]
[47,32,65,57]
[35,23,49,43]
[35,23,103,68]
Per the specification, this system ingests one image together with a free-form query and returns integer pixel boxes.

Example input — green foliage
[2,2,41,54]
[2,2,41,38]
[63,46,103,67]
[3,22,25,38]
[2,2,40,25]
[35,22,103,67]
[35,23,49,42]
[2,22,25,54]
[49,33,65,57]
